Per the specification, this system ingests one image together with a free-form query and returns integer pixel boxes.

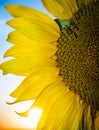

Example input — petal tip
[0,65,7,75]
[4,5,8,9]
[6,101,15,105]
[15,111,28,117]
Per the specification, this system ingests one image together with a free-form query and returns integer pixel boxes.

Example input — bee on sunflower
[0,0,99,129]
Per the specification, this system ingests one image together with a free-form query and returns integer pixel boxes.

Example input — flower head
[0,0,99,129]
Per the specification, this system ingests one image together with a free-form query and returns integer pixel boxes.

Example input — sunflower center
[56,1,99,112]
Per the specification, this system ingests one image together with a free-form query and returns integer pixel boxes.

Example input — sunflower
[0,0,99,129]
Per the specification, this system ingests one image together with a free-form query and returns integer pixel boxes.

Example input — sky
[0,0,52,129]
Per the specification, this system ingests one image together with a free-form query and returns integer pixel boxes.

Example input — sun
[11,100,42,129]
[28,107,42,129]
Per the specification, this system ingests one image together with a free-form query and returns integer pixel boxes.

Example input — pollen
[56,1,99,118]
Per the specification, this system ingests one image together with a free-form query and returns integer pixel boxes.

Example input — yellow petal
[7,17,60,43]
[41,0,70,19]
[4,42,57,58]
[2,38,57,76]
[82,106,92,130]
[7,31,56,46]
[33,84,86,130]
[9,67,59,102]
[0,55,55,76]
[41,0,77,19]
[45,95,83,130]
[5,4,59,32]
[95,111,99,130]
[15,111,28,117]
[0,59,32,75]
[33,82,67,129]
[7,31,32,45]
[59,0,78,13]
[62,0,78,13]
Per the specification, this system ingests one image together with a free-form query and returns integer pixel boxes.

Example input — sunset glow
[0,100,42,129]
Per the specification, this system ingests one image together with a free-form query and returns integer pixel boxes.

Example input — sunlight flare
[28,107,42,129]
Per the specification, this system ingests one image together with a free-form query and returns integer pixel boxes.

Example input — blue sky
[0,0,52,129]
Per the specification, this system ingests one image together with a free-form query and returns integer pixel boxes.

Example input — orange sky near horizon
[0,97,42,130]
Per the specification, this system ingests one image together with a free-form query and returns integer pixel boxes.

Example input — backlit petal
[10,67,59,101]
[32,84,91,130]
